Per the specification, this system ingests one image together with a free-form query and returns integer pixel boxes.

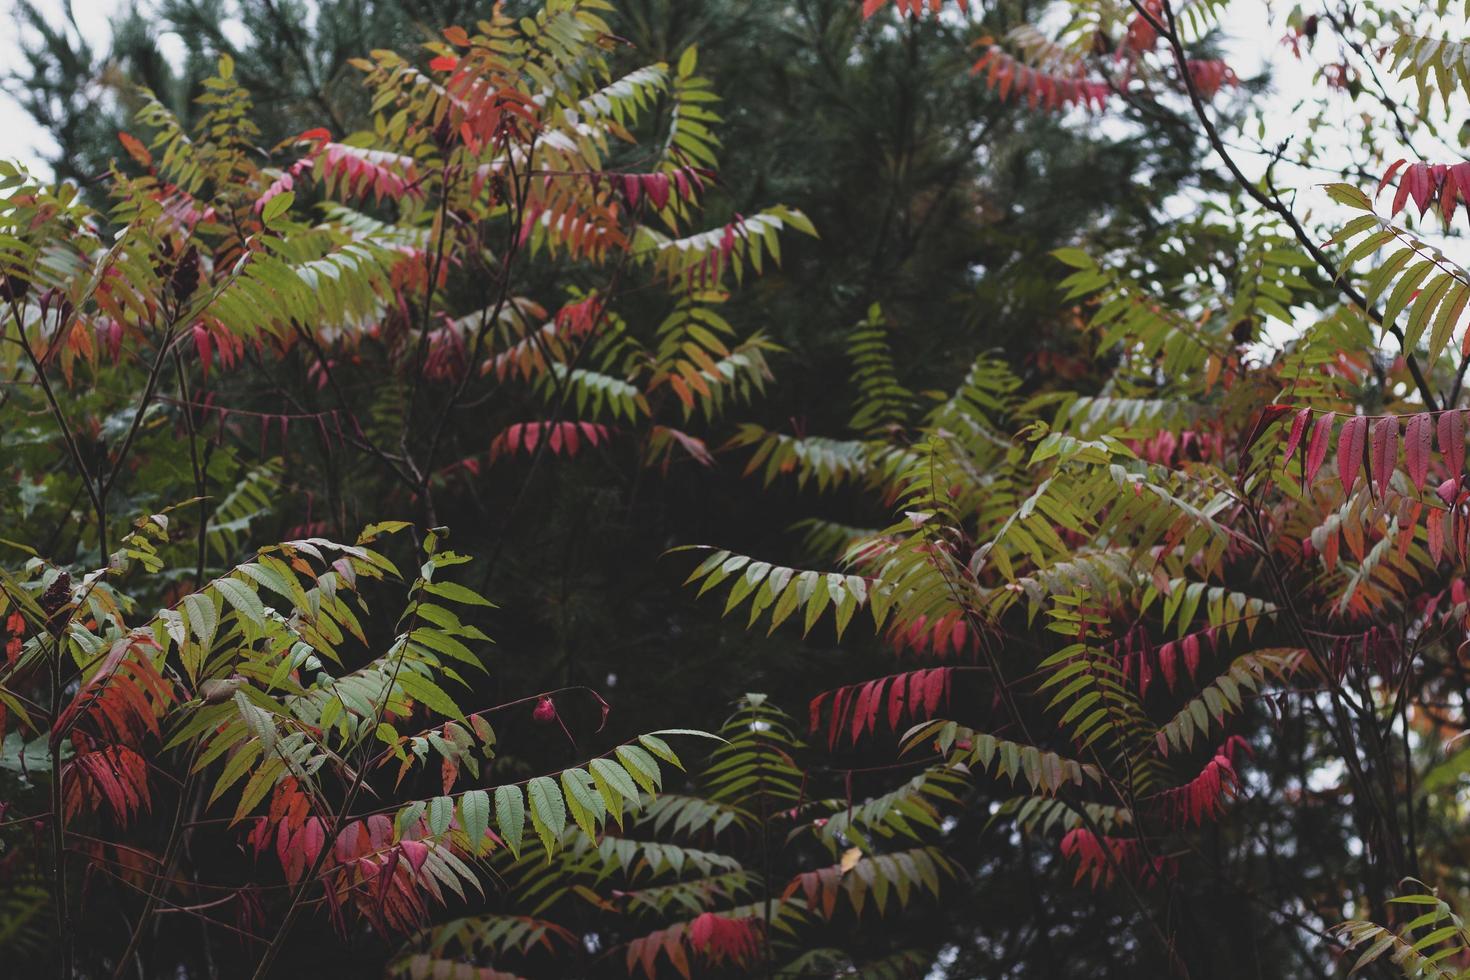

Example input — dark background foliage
[0,2,1340,977]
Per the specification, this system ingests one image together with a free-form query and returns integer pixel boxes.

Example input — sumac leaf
[1405,413,1433,490]
[494,785,525,858]
[1283,408,1312,461]
[1429,509,1446,564]
[1305,414,1334,490]
[1440,410,1465,484]
[460,789,490,855]
[1371,416,1399,497]
[1338,416,1368,497]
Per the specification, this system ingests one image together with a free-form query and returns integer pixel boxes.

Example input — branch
[5,294,106,542]
[1131,0,1440,413]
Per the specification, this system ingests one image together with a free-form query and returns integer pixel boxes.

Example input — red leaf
[193,323,214,382]
[400,839,429,876]
[299,817,325,869]
[1405,413,1433,490]
[1449,163,1470,224]
[1283,408,1312,461]
[923,668,947,715]
[428,55,458,71]
[1440,410,1465,484]
[1443,165,1463,223]
[1182,634,1200,680]
[1304,414,1334,489]
[117,131,152,168]
[827,686,849,749]
[850,681,877,744]
[375,851,401,906]
[887,678,905,730]
[1409,163,1437,215]
[1394,162,1434,217]
[366,814,393,852]
[1429,509,1445,563]
[641,173,671,211]
[1371,416,1399,497]
[276,818,294,874]
[1240,404,1291,462]
[335,822,366,862]
[1378,158,1407,197]
[808,692,828,735]
[1337,416,1367,497]
[1157,643,1177,691]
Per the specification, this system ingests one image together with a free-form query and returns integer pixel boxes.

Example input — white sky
[1,0,123,178]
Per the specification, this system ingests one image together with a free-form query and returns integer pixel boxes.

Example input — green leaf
[677,45,698,79]
[528,776,566,858]
[427,795,454,836]
[637,734,683,769]
[261,191,294,226]
[397,800,426,837]
[359,521,412,543]
[588,759,638,824]
[494,785,525,858]
[615,745,662,794]
[409,628,484,670]
[183,592,219,647]
[214,577,265,627]
[589,757,640,806]
[424,580,494,607]
[647,728,726,743]
[560,767,604,838]
[395,670,464,719]
[1324,182,1372,209]
[459,789,490,854]
[233,756,282,823]
[1052,248,1094,269]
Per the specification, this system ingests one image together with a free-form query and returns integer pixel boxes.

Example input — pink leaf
[1338,416,1367,497]
[1182,634,1200,680]
[1371,416,1399,497]
[1405,413,1433,490]
[641,173,671,211]
[1282,408,1312,461]
[1440,410,1465,484]
[1304,414,1334,489]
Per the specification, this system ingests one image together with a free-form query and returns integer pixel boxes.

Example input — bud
[40,571,73,636]
[532,697,557,724]
[39,571,72,616]
[200,675,245,705]
[432,114,455,152]
[0,273,29,304]
[171,245,200,304]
